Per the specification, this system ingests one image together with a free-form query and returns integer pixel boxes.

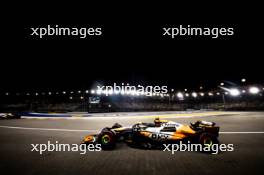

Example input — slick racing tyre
[198,133,219,153]
[98,131,116,150]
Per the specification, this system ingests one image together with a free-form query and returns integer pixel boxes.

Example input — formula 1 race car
[82,118,220,150]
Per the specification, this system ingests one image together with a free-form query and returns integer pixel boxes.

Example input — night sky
[1,2,263,91]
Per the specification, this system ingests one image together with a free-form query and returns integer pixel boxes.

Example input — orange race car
[82,117,220,150]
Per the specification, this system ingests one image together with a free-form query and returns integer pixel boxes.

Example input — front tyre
[199,133,219,153]
[98,131,116,150]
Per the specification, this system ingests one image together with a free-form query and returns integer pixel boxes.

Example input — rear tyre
[98,131,116,150]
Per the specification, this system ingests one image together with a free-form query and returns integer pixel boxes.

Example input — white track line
[0,126,97,132]
[219,132,264,134]
[20,112,240,120]
[1,125,264,134]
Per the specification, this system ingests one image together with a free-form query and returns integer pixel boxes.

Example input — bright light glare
[249,87,260,94]
[91,90,95,94]
[200,92,204,96]
[177,92,184,98]
[96,90,102,95]
[229,89,240,96]
[241,78,246,82]
[192,92,197,98]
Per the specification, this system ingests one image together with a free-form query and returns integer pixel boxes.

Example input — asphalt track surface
[0,111,264,175]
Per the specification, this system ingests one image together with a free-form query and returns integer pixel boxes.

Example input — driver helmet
[154,117,161,127]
